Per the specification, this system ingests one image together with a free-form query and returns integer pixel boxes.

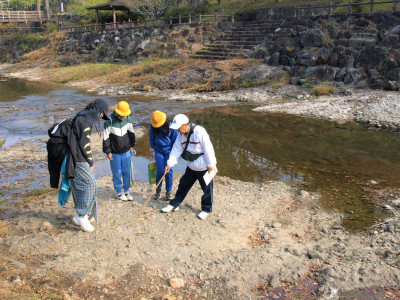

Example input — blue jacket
[149,124,178,155]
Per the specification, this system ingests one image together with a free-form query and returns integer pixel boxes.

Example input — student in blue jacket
[149,110,178,200]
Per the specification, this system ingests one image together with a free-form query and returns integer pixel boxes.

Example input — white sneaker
[125,191,133,201]
[161,204,179,213]
[73,214,95,225]
[117,192,128,201]
[197,211,209,220]
[73,215,94,232]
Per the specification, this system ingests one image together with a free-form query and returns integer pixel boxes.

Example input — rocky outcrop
[250,12,400,90]
[55,23,222,64]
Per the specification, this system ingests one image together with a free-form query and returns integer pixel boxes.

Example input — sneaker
[73,215,94,232]
[72,214,95,225]
[154,188,161,200]
[125,191,133,201]
[197,211,209,220]
[166,191,173,200]
[161,204,179,213]
[117,192,128,201]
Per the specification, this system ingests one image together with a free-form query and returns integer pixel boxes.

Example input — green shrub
[312,84,335,96]
[300,82,313,89]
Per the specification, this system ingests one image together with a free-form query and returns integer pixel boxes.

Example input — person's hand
[130,148,136,156]
[107,153,113,160]
[165,165,171,174]
[90,165,94,172]
[150,148,155,157]
[207,167,213,173]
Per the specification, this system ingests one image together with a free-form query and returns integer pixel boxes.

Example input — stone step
[207,44,255,50]
[198,48,245,54]
[195,51,242,57]
[191,21,283,60]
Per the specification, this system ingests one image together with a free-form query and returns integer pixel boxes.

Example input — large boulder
[355,46,388,69]
[368,69,385,89]
[344,68,367,84]
[305,65,339,81]
[389,24,400,35]
[317,48,331,64]
[379,34,399,49]
[299,29,323,48]
[296,50,317,66]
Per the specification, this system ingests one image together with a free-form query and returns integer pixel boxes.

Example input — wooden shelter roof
[87,0,134,11]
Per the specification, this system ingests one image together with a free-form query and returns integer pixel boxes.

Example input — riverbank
[1,136,400,299]
[1,63,400,299]
[2,62,400,133]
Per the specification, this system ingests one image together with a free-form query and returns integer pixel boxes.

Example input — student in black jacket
[71,98,110,232]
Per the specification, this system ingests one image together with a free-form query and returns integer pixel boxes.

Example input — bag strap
[183,123,196,153]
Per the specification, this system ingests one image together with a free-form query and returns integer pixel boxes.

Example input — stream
[1,77,400,231]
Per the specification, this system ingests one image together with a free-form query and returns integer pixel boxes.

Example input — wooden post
[231,14,234,22]
[179,15,181,24]
[189,14,191,23]
[169,16,172,25]
[215,13,217,22]
[96,9,99,26]
[36,0,40,12]
[199,13,201,23]
[394,0,397,11]
[370,0,374,12]
[45,0,50,20]
[349,0,352,14]
[113,8,116,27]
[329,2,333,17]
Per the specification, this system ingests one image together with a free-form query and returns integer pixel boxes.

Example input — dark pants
[170,167,213,213]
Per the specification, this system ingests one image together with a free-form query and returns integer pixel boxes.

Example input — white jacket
[167,124,216,171]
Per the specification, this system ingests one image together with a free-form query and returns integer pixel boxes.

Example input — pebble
[169,278,185,289]
[269,275,280,287]
[272,222,282,228]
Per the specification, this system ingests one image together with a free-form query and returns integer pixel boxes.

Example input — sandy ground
[1,65,400,299]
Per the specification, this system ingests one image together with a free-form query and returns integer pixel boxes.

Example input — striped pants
[71,162,97,216]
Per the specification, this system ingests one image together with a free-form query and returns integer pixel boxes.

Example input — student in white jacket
[161,114,217,220]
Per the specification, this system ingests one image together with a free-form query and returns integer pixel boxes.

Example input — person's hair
[84,99,98,110]
[152,117,171,136]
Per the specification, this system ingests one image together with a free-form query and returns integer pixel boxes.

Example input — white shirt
[167,124,217,171]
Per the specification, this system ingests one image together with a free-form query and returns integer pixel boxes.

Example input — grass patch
[312,83,335,96]
[0,139,4,148]
[41,63,123,83]
[20,188,57,204]
[301,82,313,89]
[106,58,189,85]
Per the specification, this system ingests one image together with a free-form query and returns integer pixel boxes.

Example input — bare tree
[130,0,175,19]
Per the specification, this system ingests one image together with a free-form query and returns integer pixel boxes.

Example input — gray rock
[305,66,339,81]
[355,46,388,69]
[300,29,323,48]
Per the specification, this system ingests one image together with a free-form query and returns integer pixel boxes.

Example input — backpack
[47,118,74,188]
[181,123,204,162]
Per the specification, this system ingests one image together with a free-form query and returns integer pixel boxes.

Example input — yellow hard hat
[115,101,131,117]
[151,110,167,128]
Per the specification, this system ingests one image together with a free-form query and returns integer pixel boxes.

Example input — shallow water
[1,78,400,231]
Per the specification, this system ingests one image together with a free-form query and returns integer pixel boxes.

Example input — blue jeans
[155,150,173,192]
[110,151,131,193]
[170,167,213,213]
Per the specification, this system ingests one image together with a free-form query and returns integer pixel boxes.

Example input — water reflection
[188,106,400,231]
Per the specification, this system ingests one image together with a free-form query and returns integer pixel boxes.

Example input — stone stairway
[191,21,283,60]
